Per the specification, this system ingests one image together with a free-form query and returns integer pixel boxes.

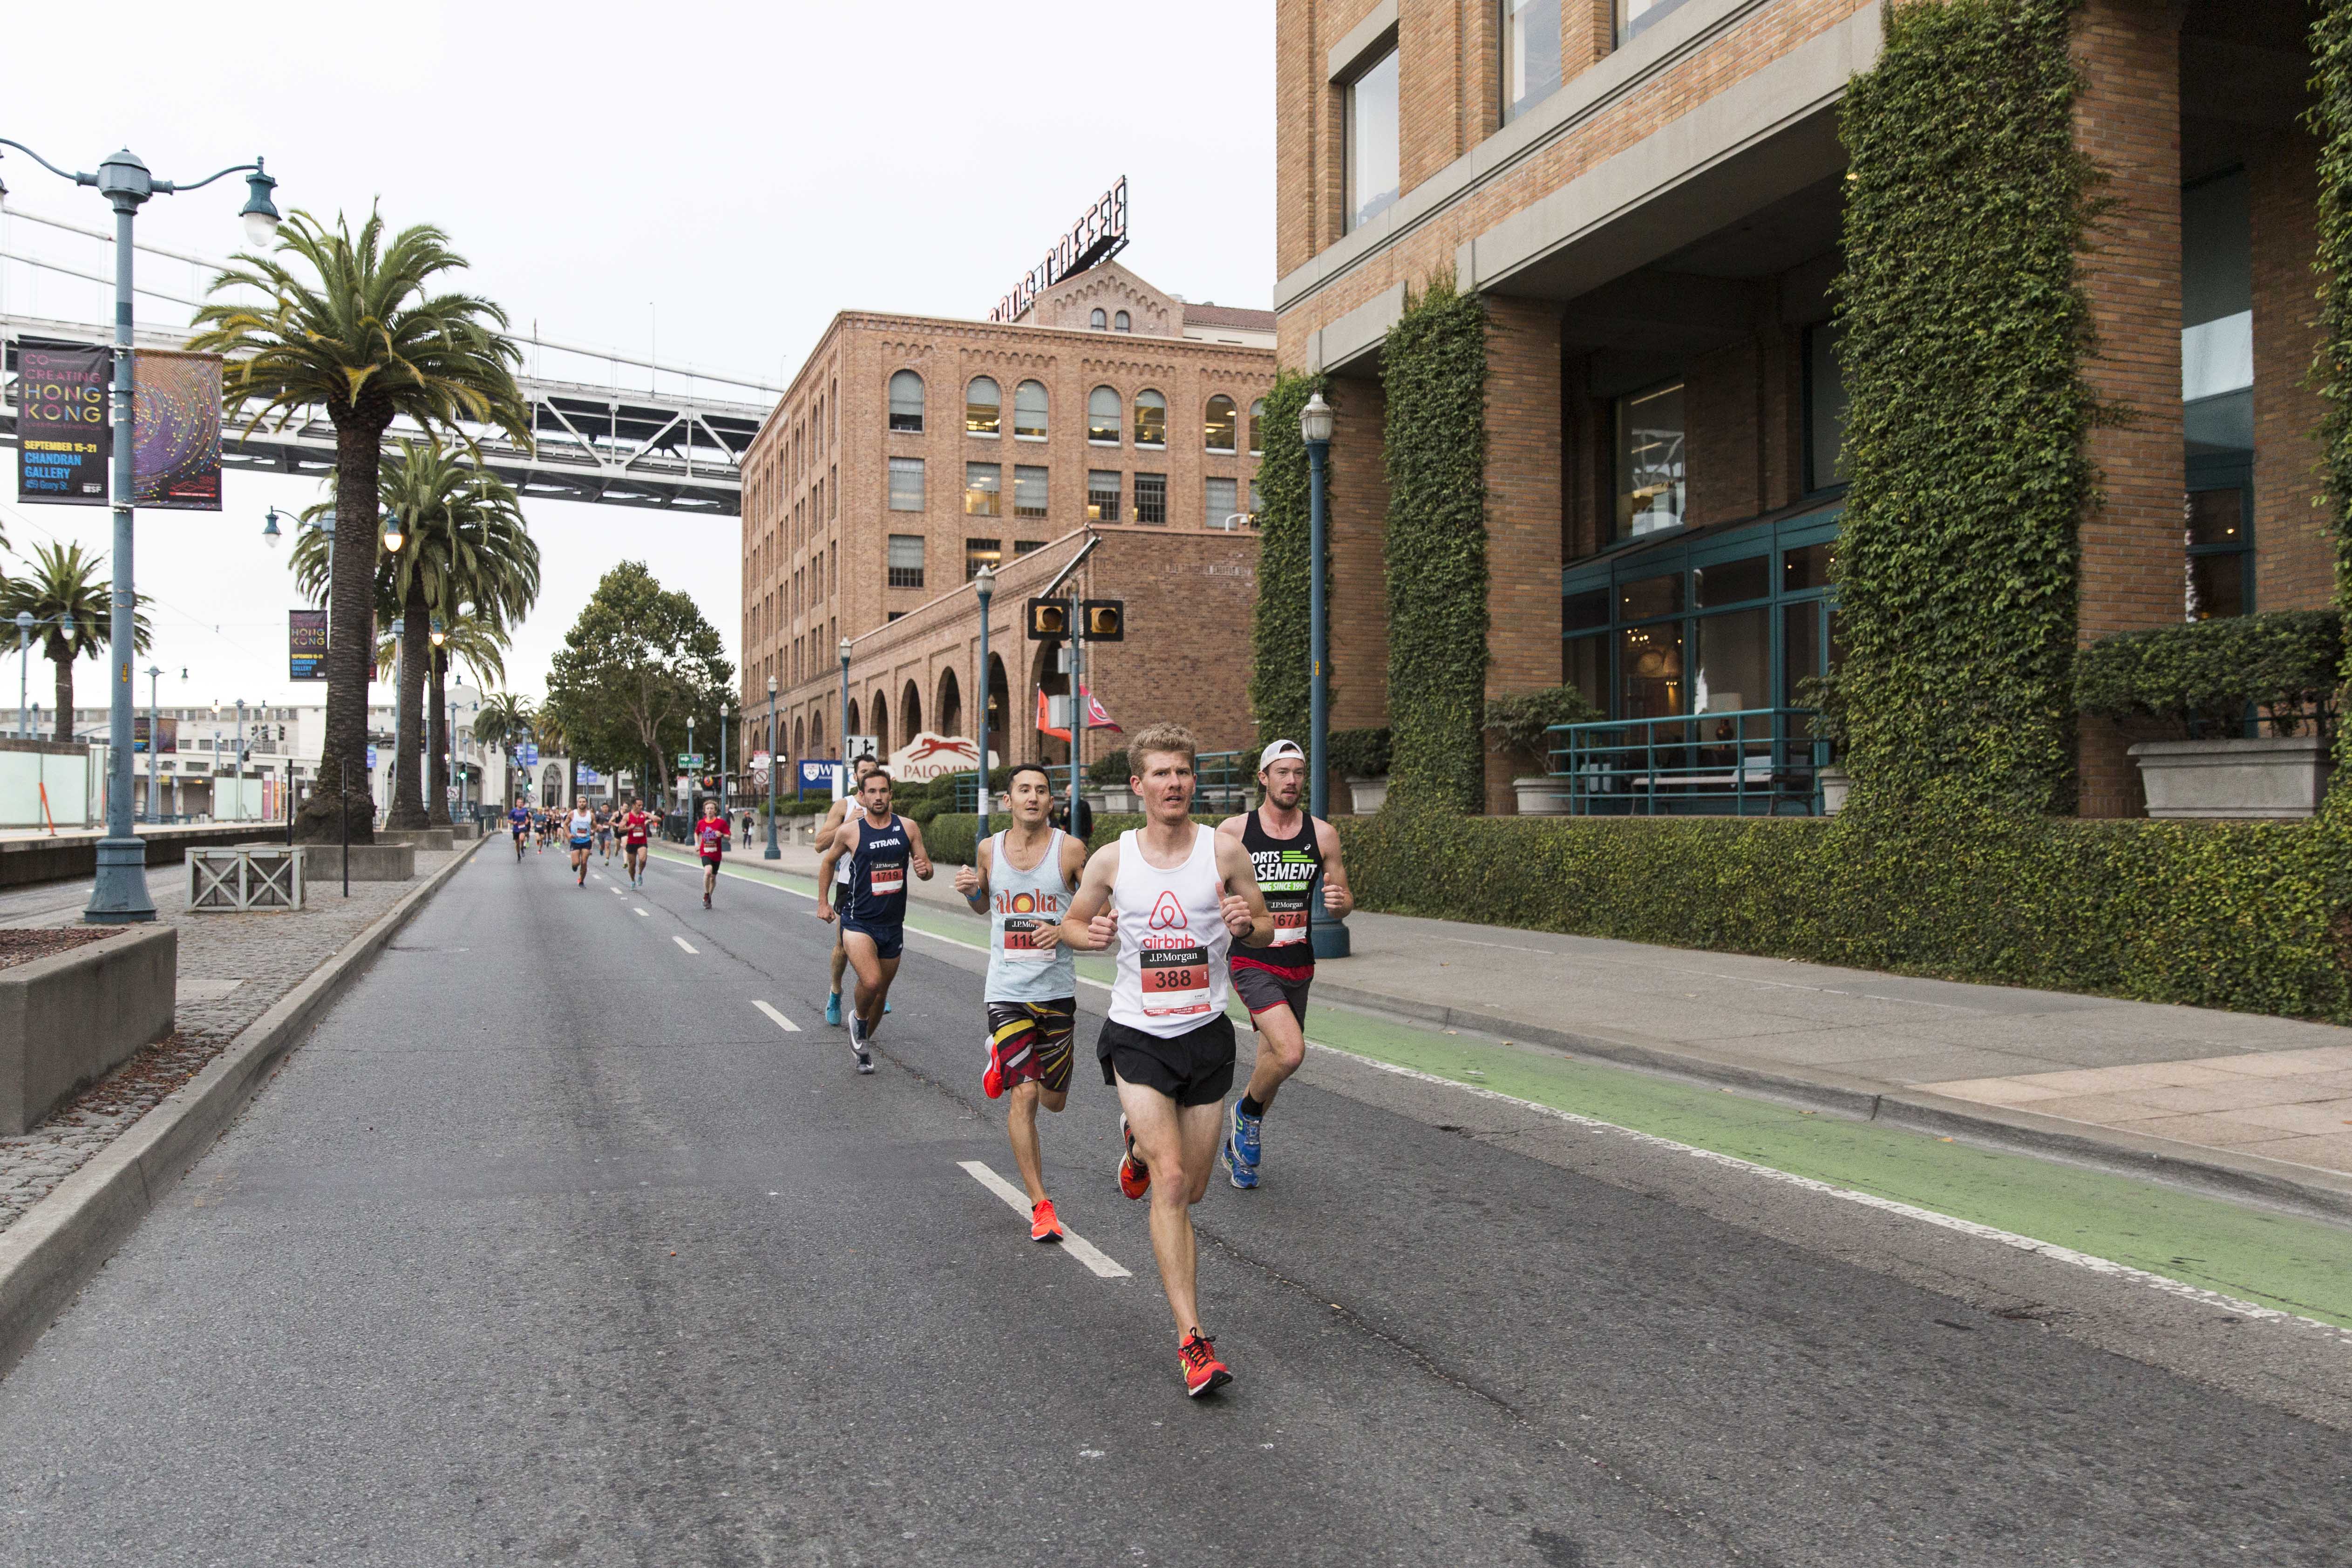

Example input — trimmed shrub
[2075,611,2343,736]
[1087,748,1131,786]
[1484,686,1603,774]
[1339,800,2352,1022]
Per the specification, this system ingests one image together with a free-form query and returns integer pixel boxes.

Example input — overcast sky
[0,0,1275,717]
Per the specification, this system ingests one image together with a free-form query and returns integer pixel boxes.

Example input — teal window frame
[1561,502,1843,726]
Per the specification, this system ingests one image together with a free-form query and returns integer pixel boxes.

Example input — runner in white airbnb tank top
[1059,723,1271,1397]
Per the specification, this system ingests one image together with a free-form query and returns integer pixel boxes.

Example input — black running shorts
[1230,963,1310,1026]
[986,998,1075,1094]
[1097,1013,1236,1107]
[840,917,904,962]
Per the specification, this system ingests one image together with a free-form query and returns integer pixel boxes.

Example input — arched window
[1089,308,1107,330]
[936,667,963,740]
[901,680,923,746]
[868,695,888,758]
[888,371,924,433]
[1133,389,1167,448]
[1249,398,1266,455]
[1013,380,1048,441]
[1204,394,1238,453]
[845,700,859,741]
[810,713,824,757]
[965,376,1001,437]
[1114,310,1132,332]
[1088,386,1122,445]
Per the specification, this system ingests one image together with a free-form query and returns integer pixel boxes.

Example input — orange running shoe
[1116,1113,1150,1201]
[1030,1197,1064,1243]
[1179,1331,1231,1398]
[982,1039,1006,1100]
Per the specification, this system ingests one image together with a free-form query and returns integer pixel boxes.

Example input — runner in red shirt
[620,797,653,888]
[694,797,728,909]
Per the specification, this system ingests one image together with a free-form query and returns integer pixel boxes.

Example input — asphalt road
[1,838,2346,1566]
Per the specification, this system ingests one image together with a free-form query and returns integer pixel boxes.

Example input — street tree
[192,208,529,843]
[0,543,151,741]
[544,563,732,812]
[472,691,533,806]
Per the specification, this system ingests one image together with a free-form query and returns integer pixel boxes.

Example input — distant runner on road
[1059,723,1271,1397]
[593,803,614,864]
[567,803,595,887]
[620,798,653,887]
[819,756,880,1027]
[815,768,932,1075]
[1216,739,1352,1189]
[954,763,1089,1243]
[693,797,728,908]
[508,802,529,862]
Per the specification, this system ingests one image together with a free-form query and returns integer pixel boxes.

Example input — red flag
[1079,684,1122,733]
[1035,687,1070,742]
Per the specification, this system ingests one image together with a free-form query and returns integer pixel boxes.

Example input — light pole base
[763,845,781,860]
[1310,916,1351,960]
[83,836,158,923]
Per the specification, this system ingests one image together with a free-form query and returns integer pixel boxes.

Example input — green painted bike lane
[678,848,2352,1329]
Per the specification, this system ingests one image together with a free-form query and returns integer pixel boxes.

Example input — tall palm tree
[473,691,533,808]
[0,543,151,740]
[191,208,530,844]
[374,441,538,826]
[376,607,515,824]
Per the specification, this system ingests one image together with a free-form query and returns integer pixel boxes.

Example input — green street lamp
[1299,390,1348,959]
[0,137,280,922]
[764,675,781,860]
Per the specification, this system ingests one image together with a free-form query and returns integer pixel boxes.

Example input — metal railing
[1547,707,1823,816]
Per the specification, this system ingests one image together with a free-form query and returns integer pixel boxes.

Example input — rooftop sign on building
[991,178,1128,324]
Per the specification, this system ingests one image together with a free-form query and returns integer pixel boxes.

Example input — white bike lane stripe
[751,999,802,1033]
[674,936,699,954]
[958,1160,1131,1279]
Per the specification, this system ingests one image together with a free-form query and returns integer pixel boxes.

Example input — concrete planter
[1513,776,1570,816]
[1819,767,1850,816]
[1098,789,1141,814]
[2128,737,2332,819]
[377,827,454,851]
[1346,776,1389,815]
[0,926,176,1134]
[299,843,416,882]
[449,821,480,841]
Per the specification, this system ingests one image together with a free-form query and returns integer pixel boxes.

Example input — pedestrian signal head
[1082,600,1124,642]
[1026,599,1068,640]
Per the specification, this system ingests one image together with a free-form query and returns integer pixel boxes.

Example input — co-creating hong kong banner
[131,349,224,510]
[289,609,329,680]
[14,339,112,505]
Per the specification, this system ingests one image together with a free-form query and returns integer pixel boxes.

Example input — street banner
[288,610,328,680]
[131,350,224,510]
[888,732,995,783]
[14,339,111,505]
[520,743,539,765]
[132,716,178,754]
[1035,685,1119,742]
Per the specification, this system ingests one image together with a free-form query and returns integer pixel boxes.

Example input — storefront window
[1694,608,1769,719]
[1615,381,1685,541]
[1619,622,1683,721]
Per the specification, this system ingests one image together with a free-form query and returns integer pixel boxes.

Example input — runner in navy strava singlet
[821,755,880,1028]
[1215,739,1353,1190]
[1059,723,1271,1398]
[815,768,932,1074]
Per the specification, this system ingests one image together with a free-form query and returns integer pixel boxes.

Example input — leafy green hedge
[2076,611,2343,735]
[1340,801,2352,1021]
[1249,371,1326,748]
[1382,278,1490,810]
[1327,726,1391,779]
[1835,0,2098,811]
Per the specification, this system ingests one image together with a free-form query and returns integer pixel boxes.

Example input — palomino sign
[890,732,998,782]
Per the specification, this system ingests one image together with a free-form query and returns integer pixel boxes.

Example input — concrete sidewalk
[759,824,2352,1218]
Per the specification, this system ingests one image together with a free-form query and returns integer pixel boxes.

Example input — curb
[1306,978,2352,1230]
[0,834,489,1380]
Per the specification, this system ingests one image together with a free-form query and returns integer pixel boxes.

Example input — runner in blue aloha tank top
[814,768,933,1075]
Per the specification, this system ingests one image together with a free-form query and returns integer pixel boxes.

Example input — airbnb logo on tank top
[1148,890,1188,930]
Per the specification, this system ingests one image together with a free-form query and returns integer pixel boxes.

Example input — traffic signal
[1082,599,1124,641]
[1026,598,1069,639]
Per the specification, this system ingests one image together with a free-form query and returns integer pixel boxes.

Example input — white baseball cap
[1258,739,1305,770]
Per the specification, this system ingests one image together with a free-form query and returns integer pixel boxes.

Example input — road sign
[366,745,378,769]
[679,753,704,769]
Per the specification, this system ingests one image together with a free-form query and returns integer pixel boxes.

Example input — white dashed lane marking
[674,936,698,954]
[958,1160,1131,1279]
[751,999,802,1033]
[633,908,649,917]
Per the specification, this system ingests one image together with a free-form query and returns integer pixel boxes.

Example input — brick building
[741,264,1274,779]
[1274,0,2318,815]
